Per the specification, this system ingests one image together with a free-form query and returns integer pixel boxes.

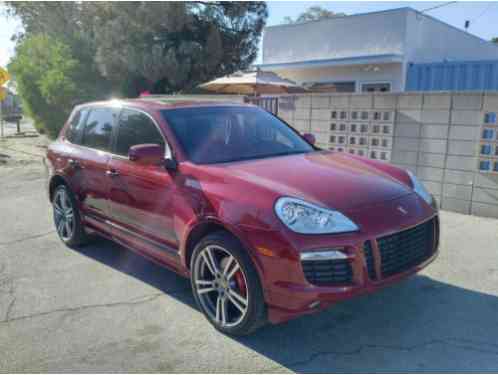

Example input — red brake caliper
[221,256,247,297]
[234,270,247,297]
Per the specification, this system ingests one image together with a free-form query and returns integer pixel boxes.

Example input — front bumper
[264,214,440,324]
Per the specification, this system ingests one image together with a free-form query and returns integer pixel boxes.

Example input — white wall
[262,7,498,92]
[404,9,498,63]
[263,9,407,65]
[273,63,404,92]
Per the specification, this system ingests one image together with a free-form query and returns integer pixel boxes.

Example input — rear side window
[81,107,115,151]
[66,108,88,144]
[115,109,165,156]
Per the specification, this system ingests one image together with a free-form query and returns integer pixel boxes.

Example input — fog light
[300,249,347,261]
[309,301,321,309]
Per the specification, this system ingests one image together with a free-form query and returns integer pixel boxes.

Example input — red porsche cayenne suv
[46,99,439,335]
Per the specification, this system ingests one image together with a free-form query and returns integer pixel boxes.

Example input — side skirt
[83,214,189,278]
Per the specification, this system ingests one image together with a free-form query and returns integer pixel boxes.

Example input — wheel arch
[182,218,265,281]
[48,174,70,202]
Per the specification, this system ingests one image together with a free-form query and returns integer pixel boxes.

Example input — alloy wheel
[193,245,249,328]
[53,188,75,242]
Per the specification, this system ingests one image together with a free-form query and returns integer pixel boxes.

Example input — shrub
[8,34,109,138]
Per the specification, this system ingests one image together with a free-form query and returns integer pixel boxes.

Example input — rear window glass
[66,108,88,144]
[81,107,115,151]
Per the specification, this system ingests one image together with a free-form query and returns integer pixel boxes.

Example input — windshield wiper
[221,150,311,164]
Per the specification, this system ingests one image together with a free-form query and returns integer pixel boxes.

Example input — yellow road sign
[0,87,6,101]
[0,68,10,86]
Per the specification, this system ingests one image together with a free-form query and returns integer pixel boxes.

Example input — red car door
[56,107,90,196]
[106,108,180,265]
[76,106,118,236]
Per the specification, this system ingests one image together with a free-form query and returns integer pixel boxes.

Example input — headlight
[407,171,433,206]
[274,197,359,234]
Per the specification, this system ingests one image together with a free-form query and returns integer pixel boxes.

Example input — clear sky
[1,1,498,69]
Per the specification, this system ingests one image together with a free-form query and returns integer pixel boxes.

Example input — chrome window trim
[114,106,173,160]
[63,103,175,162]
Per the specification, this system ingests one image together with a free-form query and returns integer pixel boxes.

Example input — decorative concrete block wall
[277,92,498,219]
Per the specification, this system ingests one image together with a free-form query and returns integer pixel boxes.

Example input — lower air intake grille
[302,258,353,286]
[363,241,376,280]
[378,218,435,278]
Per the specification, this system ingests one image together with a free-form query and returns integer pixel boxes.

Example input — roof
[262,7,408,67]
[265,7,494,46]
[74,96,249,112]
[265,7,413,30]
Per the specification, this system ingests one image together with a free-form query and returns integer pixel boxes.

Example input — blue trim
[406,60,498,91]
[258,54,404,71]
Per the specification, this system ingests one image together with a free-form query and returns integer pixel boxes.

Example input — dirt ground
[0,119,49,179]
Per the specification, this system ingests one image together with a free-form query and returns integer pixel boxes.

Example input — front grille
[363,241,376,280]
[302,258,353,286]
[378,218,435,278]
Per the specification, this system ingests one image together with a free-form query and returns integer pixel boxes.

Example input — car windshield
[161,106,314,164]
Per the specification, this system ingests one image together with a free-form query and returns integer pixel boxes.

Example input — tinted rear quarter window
[66,108,88,144]
[115,109,165,156]
[81,107,115,151]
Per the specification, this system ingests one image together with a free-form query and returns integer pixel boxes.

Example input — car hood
[208,151,412,211]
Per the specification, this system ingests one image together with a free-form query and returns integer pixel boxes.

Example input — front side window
[115,109,165,156]
[162,106,314,164]
[81,107,115,151]
[66,108,88,144]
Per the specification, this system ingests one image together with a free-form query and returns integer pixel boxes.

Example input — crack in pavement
[5,291,16,321]
[265,338,498,371]
[0,287,192,325]
[0,270,16,322]
[0,230,55,246]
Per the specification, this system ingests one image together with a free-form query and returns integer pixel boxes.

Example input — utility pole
[0,101,3,139]
[0,67,10,138]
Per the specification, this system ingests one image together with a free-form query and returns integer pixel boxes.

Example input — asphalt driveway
[1,153,498,372]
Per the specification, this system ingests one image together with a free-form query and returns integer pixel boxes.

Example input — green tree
[283,6,345,24]
[8,34,109,137]
[4,2,101,78]
[6,2,268,95]
[87,2,268,94]
[492,37,498,44]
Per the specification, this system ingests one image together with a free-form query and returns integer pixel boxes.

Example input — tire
[52,185,89,247]
[190,231,266,336]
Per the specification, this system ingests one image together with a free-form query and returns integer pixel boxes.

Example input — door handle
[68,159,83,169]
[106,169,120,177]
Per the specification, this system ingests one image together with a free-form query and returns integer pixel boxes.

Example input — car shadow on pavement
[72,237,196,308]
[73,239,498,373]
[236,276,498,372]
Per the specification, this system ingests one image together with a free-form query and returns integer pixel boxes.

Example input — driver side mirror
[302,133,316,145]
[164,157,178,171]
